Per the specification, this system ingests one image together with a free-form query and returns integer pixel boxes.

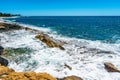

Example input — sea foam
[0,21,120,80]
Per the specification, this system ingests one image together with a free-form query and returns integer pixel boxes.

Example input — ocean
[6,16,120,43]
[2,16,120,80]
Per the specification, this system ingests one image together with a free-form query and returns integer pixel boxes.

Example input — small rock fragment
[104,62,120,72]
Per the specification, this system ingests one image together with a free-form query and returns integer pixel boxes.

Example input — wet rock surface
[0,46,8,66]
[104,62,120,72]
[0,57,8,66]
[0,65,56,80]
[0,46,4,55]
[35,33,65,50]
[0,23,23,32]
[58,76,83,80]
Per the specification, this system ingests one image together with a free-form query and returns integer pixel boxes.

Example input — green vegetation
[0,12,20,17]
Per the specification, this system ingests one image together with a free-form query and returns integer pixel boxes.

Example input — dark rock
[104,62,120,72]
[0,46,4,55]
[0,56,8,66]
[64,63,72,70]
[0,23,23,32]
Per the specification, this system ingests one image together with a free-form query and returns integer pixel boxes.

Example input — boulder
[64,76,83,80]
[0,26,5,29]
[0,56,8,66]
[0,23,23,32]
[104,62,120,72]
[0,65,56,80]
[3,72,57,80]
[0,65,14,76]
[0,46,4,55]
[35,33,65,50]
[0,66,57,80]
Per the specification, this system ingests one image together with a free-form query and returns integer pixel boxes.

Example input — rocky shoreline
[0,21,83,80]
[0,21,120,80]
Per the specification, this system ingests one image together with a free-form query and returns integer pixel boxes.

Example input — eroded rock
[64,76,83,80]
[35,33,65,50]
[0,46,4,55]
[0,57,8,66]
[0,23,23,32]
[0,65,14,76]
[0,65,56,80]
[104,62,120,72]
[3,72,56,80]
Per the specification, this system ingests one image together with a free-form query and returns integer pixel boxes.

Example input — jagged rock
[0,65,14,76]
[0,23,23,31]
[0,57,8,66]
[104,62,120,72]
[3,72,56,80]
[0,65,56,80]
[61,76,83,80]
[0,46,4,55]
[35,33,65,50]
[64,64,72,70]
[25,27,33,31]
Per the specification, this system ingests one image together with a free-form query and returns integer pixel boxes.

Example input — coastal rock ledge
[35,33,65,50]
[0,65,56,80]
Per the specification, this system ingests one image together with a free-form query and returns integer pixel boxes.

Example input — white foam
[1,23,120,80]
[18,23,51,33]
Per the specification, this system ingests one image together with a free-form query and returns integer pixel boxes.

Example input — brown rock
[64,76,83,80]
[0,65,14,76]
[3,72,56,80]
[64,64,72,70]
[35,33,65,50]
[0,23,23,31]
[0,26,5,29]
[0,65,56,80]
[104,62,120,72]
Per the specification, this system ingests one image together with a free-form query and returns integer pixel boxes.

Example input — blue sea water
[6,16,120,43]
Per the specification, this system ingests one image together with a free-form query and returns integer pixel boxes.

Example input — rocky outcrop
[0,65,14,76]
[0,46,4,55]
[0,46,8,66]
[0,26,5,29]
[0,65,56,80]
[58,76,83,80]
[35,33,65,50]
[0,23,23,32]
[104,62,120,72]
[0,57,8,66]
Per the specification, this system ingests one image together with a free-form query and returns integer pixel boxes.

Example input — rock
[0,57,8,66]
[0,23,23,32]
[64,64,72,70]
[64,76,83,80]
[0,46,4,55]
[35,33,65,50]
[0,26,5,29]
[4,72,57,80]
[0,65,56,80]
[104,62,120,72]
[0,65,14,76]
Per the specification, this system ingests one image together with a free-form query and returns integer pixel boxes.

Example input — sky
[0,0,120,16]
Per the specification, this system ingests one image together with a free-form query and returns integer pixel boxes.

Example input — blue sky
[0,0,120,16]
